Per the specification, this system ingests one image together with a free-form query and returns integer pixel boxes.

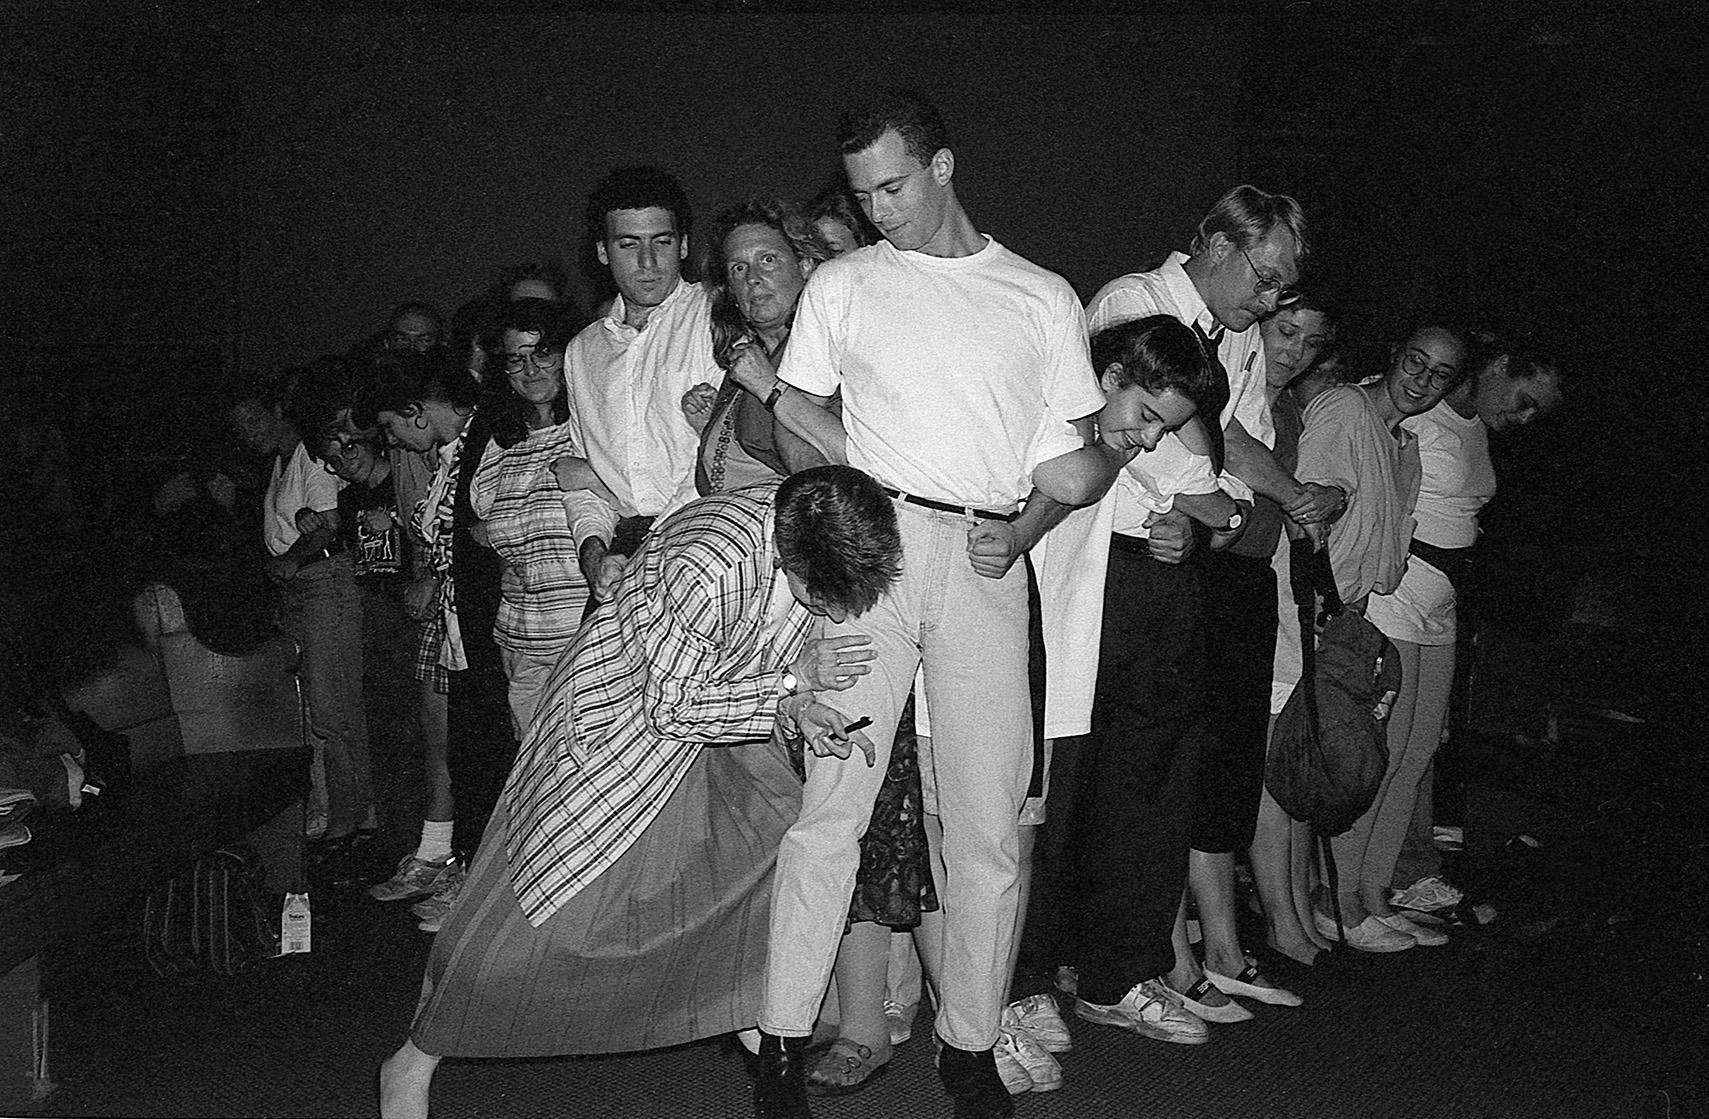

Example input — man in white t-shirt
[748,90,1106,1119]
[559,166,722,608]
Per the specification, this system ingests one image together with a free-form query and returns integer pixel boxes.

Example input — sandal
[804,1037,891,1097]
[1170,974,1254,1023]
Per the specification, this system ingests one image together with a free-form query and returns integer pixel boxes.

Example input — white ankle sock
[736,1029,761,1055]
[415,819,454,863]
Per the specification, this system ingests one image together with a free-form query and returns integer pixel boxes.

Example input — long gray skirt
[409,738,802,1057]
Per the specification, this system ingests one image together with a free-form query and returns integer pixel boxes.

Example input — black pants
[1061,542,1208,1004]
[1193,550,1279,853]
[446,597,516,863]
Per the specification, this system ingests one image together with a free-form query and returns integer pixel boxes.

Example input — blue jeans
[278,554,374,837]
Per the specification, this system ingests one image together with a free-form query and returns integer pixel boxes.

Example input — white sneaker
[1390,874,1464,914]
[1375,911,1450,946]
[1002,993,1072,1053]
[993,1026,1060,1093]
[1075,979,1209,1044]
[882,999,916,1047]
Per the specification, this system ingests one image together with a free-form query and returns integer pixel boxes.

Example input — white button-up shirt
[563,278,722,552]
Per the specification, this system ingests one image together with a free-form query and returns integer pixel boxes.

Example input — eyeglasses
[320,435,374,471]
[503,350,564,376]
[1399,350,1461,389]
[1239,246,1300,306]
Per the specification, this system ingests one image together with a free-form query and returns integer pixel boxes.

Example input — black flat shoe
[753,1032,813,1119]
[937,1039,1014,1119]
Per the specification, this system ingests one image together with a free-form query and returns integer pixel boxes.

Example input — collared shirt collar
[602,276,688,338]
[1159,251,1220,337]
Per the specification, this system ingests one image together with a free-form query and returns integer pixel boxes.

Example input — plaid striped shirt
[469,424,591,656]
[503,486,814,925]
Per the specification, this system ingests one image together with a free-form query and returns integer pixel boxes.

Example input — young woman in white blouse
[1366,338,1564,921]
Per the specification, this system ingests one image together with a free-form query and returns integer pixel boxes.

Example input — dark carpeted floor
[26,604,1709,1119]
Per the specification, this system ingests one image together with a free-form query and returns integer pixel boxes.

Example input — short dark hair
[495,259,567,302]
[1471,330,1564,393]
[389,301,442,331]
[1091,315,1227,415]
[290,355,363,460]
[358,347,478,426]
[837,89,949,166]
[584,165,692,248]
[773,466,901,618]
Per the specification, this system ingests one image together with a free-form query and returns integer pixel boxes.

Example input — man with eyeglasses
[560,166,721,612]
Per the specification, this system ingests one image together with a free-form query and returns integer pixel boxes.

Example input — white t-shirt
[1363,402,1496,645]
[778,236,1104,509]
[1086,251,1273,505]
[263,441,340,558]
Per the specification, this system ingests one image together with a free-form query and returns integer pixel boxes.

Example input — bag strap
[1288,538,1321,726]
[1317,832,1348,947]
[1310,545,1346,621]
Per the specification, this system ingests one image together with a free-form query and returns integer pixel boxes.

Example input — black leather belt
[1409,538,1474,591]
[882,488,1017,523]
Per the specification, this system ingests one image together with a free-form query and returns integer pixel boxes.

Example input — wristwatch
[763,381,788,412]
[1215,508,1245,534]
[779,669,802,697]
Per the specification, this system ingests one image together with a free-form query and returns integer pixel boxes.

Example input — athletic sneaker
[993,1026,1061,1093]
[411,871,466,932]
[1002,994,1072,1053]
[1075,979,1209,1045]
[368,853,462,902]
[1390,874,1464,914]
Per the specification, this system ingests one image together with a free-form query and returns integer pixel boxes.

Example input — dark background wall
[226,11,1239,373]
[2,4,1701,713]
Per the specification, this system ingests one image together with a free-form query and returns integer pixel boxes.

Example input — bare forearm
[1223,420,1303,504]
[1012,490,1074,553]
[771,389,846,466]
